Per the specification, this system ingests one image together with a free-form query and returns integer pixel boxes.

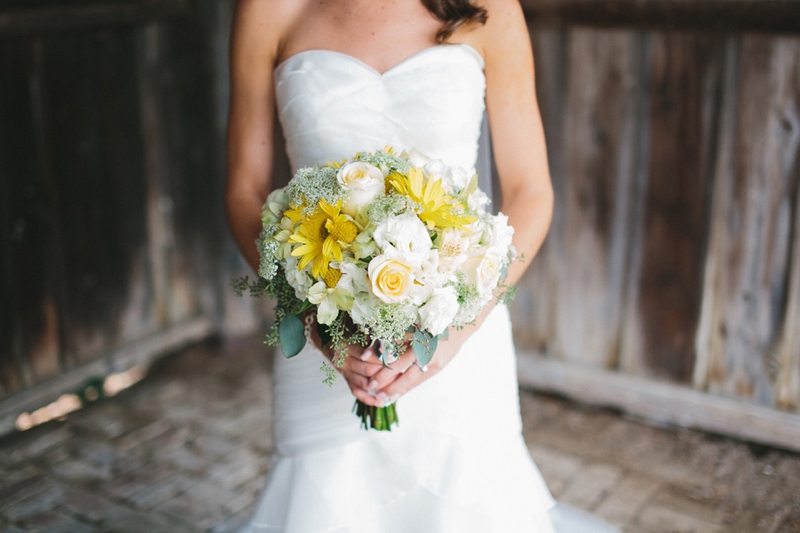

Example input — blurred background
[2,0,800,452]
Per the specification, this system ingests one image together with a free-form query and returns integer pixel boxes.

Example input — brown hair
[422,0,488,43]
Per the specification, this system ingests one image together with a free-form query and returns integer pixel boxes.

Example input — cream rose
[368,254,415,304]
[465,246,506,300]
[336,162,385,217]
[419,286,460,336]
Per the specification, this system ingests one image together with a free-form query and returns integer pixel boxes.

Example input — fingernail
[376,392,387,402]
[360,349,373,361]
[383,395,400,407]
[367,389,376,397]
[368,380,379,389]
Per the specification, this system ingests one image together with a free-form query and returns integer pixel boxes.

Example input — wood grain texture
[619,32,722,383]
[38,30,155,365]
[549,28,643,368]
[695,37,800,408]
[520,0,800,34]
[0,0,187,35]
[0,40,61,394]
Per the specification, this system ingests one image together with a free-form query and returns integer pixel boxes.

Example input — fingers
[366,349,416,392]
[348,382,383,407]
[375,365,426,403]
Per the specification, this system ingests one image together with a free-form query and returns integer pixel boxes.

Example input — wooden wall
[512,0,800,436]
[0,0,255,430]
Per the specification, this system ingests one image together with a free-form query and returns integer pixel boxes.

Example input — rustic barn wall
[0,0,253,423]
[511,1,800,430]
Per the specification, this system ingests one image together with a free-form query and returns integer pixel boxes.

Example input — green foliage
[278,314,306,358]
[410,327,438,366]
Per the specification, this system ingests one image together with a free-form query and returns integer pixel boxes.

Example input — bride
[226,0,620,531]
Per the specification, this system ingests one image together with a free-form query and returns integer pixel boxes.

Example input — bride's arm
[225,0,284,271]
[367,0,553,404]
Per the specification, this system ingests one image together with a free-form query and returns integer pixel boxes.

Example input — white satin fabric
[239,44,619,533]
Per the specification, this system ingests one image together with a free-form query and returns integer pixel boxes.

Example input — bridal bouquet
[232,147,517,430]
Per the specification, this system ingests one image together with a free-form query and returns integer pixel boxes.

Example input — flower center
[328,219,359,244]
[323,268,342,288]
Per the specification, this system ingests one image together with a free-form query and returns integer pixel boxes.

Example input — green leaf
[412,329,437,366]
[279,314,306,358]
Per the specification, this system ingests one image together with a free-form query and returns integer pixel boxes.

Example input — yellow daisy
[289,199,359,279]
[388,167,476,229]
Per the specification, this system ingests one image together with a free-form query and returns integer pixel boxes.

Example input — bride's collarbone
[278,0,446,74]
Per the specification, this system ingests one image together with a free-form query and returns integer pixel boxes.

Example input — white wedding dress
[239,43,620,533]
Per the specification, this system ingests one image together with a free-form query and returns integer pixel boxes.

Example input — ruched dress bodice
[274,44,486,172]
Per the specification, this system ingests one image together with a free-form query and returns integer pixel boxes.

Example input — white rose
[467,189,490,212]
[464,246,506,299]
[423,160,472,194]
[399,147,431,167]
[373,212,432,267]
[336,162,386,217]
[486,212,515,251]
[368,254,415,304]
[419,286,460,336]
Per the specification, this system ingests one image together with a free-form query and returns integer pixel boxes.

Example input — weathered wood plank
[145,9,227,325]
[510,26,567,352]
[0,39,61,396]
[695,37,800,408]
[619,32,722,382]
[39,30,155,364]
[518,350,800,453]
[547,28,643,367]
[520,0,800,35]
[0,0,187,35]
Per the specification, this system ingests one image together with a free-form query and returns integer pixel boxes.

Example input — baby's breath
[365,192,413,226]
[287,166,346,214]
[356,149,410,174]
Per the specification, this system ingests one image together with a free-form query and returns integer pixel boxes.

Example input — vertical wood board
[619,32,722,383]
[551,28,643,368]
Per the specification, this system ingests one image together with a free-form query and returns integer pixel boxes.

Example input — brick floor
[0,336,798,533]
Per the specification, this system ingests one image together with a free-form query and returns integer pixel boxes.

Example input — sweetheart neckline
[273,43,484,79]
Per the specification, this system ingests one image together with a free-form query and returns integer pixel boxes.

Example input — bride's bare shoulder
[463,0,528,59]
[231,0,311,66]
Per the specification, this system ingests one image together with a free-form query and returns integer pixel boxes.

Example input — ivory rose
[336,162,386,217]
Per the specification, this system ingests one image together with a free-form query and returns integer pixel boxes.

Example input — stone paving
[0,336,799,533]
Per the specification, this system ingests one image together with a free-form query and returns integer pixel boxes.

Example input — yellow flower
[289,199,359,279]
[388,167,476,229]
[368,255,414,304]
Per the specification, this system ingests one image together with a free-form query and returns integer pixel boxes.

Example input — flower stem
[353,399,398,431]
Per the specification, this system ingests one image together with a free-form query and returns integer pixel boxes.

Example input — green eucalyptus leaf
[412,329,437,366]
[279,314,306,358]
[438,328,449,341]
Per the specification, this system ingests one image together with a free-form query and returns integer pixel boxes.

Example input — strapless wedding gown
[238,44,620,533]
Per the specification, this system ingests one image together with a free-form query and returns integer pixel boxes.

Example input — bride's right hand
[307,327,386,407]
